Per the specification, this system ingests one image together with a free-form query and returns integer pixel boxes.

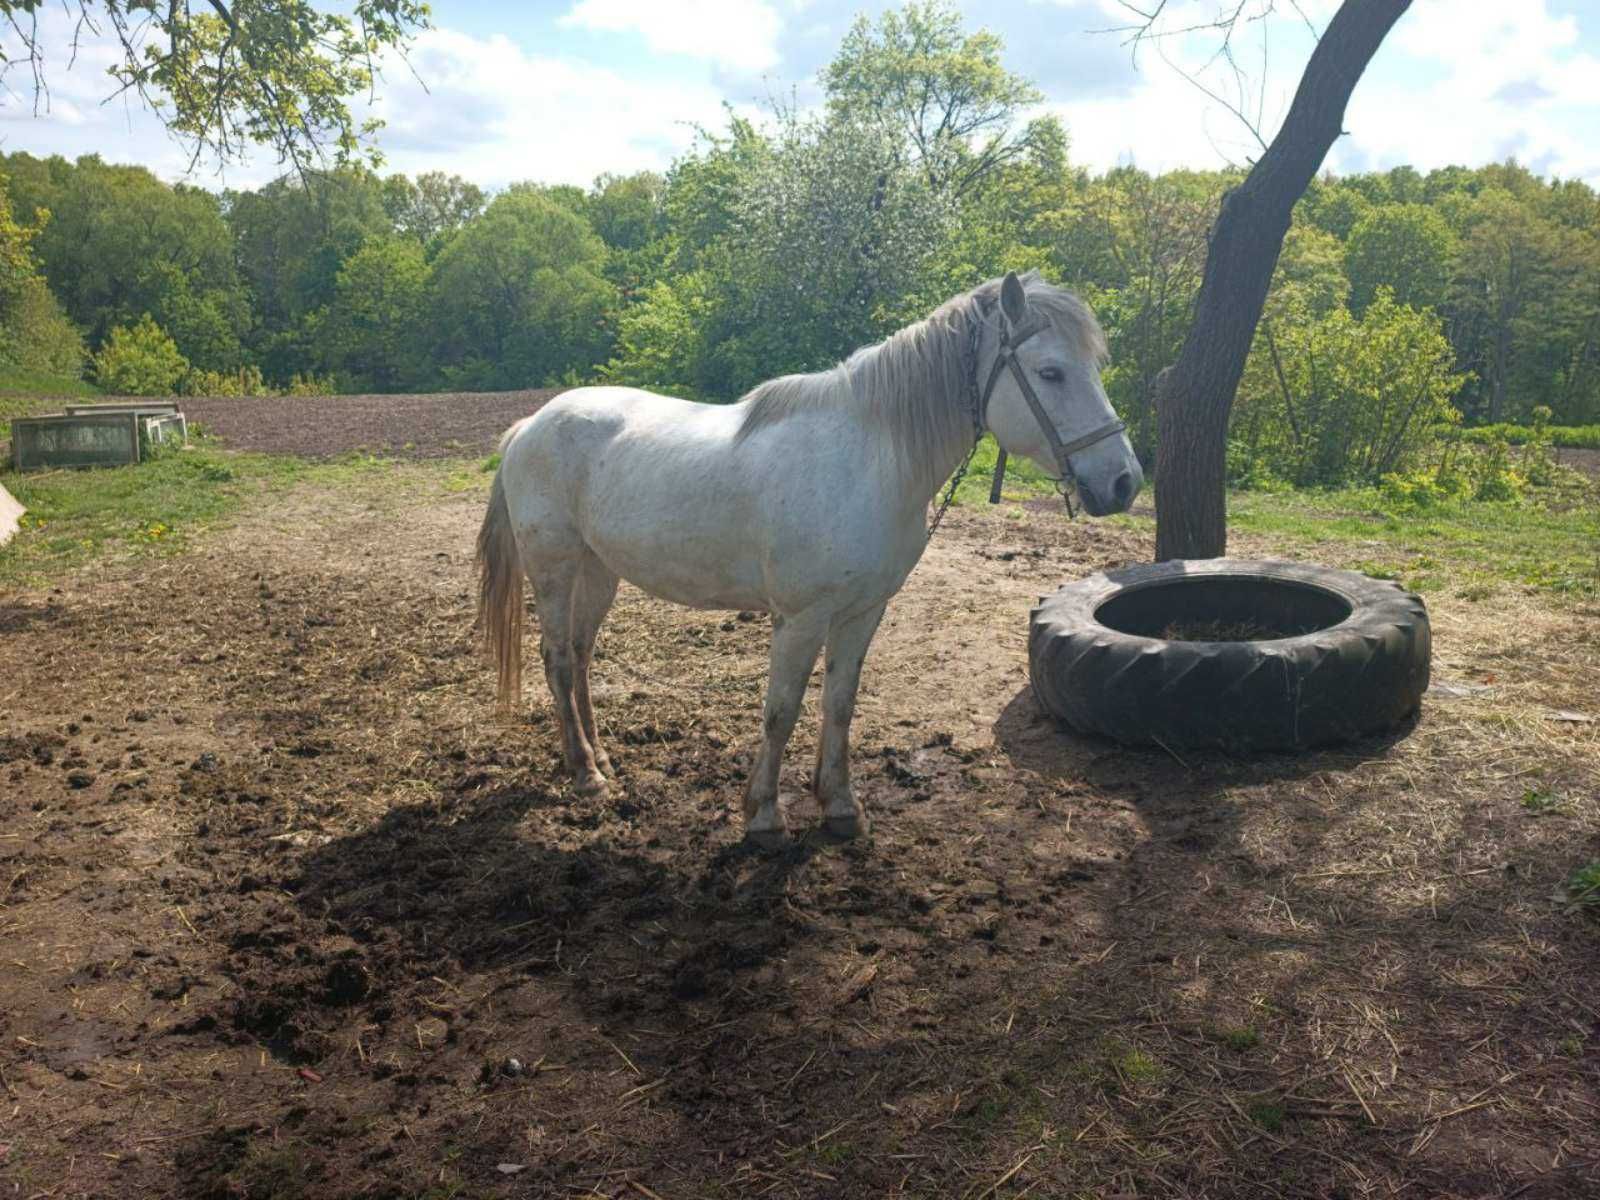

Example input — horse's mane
[735,274,1107,485]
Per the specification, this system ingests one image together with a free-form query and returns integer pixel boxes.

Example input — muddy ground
[2,452,1598,1198]
[180,391,560,460]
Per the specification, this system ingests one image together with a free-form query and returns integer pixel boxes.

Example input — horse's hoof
[745,824,790,850]
[822,811,870,840]
[593,751,614,776]
[574,771,609,797]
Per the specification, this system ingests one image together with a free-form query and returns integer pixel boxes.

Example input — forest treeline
[1,3,1596,488]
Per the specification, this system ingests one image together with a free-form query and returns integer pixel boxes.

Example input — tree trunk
[1154,0,1411,561]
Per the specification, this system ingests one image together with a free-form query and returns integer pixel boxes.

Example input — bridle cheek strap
[978,320,1126,518]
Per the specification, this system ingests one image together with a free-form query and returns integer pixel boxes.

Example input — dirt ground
[180,391,560,460]
[2,457,1599,1198]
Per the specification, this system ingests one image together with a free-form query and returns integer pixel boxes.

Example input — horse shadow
[257,685,1583,1197]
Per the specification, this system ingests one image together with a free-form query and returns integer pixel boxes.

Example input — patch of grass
[814,1141,855,1166]
[0,371,99,441]
[1,442,473,587]
[1247,1100,1287,1132]
[1521,787,1563,816]
[1229,487,1600,600]
[1116,1046,1163,1084]
[1566,861,1600,914]
[1209,1025,1261,1051]
[949,435,1059,506]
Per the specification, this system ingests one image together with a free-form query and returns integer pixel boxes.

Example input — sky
[0,0,1596,193]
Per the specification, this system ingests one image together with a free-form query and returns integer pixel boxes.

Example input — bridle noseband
[928,313,1126,537]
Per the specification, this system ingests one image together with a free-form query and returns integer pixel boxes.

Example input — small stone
[503,1057,525,1076]
[736,610,758,622]
[66,770,95,789]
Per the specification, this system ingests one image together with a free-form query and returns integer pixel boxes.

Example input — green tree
[2,1,428,172]
[1054,168,1225,458]
[94,314,189,395]
[0,173,83,378]
[1448,188,1564,421]
[225,167,392,378]
[4,154,248,372]
[381,172,486,251]
[822,0,1044,196]
[709,111,952,395]
[428,189,615,390]
[1300,178,1372,240]
[1344,202,1454,312]
[312,236,429,391]
[600,272,712,397]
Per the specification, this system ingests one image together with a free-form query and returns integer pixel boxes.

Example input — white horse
[477,271,1142,844]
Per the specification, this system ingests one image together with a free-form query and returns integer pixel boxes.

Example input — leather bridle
[927,311,1129,538]
[972,316,1126,518]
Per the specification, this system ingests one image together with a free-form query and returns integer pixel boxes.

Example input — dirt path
[2,472,1597,1198]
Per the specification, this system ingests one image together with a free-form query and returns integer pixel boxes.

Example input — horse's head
[976,272,1143,517]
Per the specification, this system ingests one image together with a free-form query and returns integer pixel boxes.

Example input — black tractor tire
[1028,559,1430,751]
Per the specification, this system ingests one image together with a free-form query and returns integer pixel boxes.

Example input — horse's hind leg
[571,553,619,777]
[527,553,609,797]
[812,603,885,838]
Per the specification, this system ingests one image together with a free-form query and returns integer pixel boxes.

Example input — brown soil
[180,390,560,459]
[2,465,1598,1198]
[1556,446,1600,480]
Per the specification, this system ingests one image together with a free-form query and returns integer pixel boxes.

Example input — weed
[1116,1047,1162,1084]
[1210,1026,1261,1051]
[1247,1100,1286,1132]
[1566,862,1600,914]
[1521,787,1562,815]
[815,1141,855,1166]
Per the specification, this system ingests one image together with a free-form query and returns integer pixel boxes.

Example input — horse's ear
[1000,271,1028,327]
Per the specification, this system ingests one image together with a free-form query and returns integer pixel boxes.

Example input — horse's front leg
[812,603,885,838]
[744,612,828,846]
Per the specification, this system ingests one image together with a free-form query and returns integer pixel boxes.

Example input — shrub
[284,373,336,397]
[1232,290,1466,488]
[181,364,270,396]
[1378,466,1470,509]
[1466,439,1525,502]
[93,314,190,395]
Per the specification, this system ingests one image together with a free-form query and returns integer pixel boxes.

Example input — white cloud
[1342,0,1600,182]
[1045,0,1600,185]
[559,0,784,73]
[360,27,735,188]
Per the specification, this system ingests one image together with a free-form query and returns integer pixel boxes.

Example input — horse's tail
[476,465,523,716]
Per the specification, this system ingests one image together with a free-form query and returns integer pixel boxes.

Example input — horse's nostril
[1113,470,1135,505]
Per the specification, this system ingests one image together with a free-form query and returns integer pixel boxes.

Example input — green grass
[1521,787,1563,816]
[947,443,1597,600]
[1228,486,1600,599]
[0,368,98,441]
[949,434,1060,506]
[1567,862,1600,914]
[0,441,476,588]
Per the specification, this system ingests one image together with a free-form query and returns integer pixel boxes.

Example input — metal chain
[926,438,980,539]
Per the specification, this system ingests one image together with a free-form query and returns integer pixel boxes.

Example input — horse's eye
[1038,366,1065,383]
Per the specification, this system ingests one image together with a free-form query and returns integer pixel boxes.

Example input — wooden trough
[9,405,188,471]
